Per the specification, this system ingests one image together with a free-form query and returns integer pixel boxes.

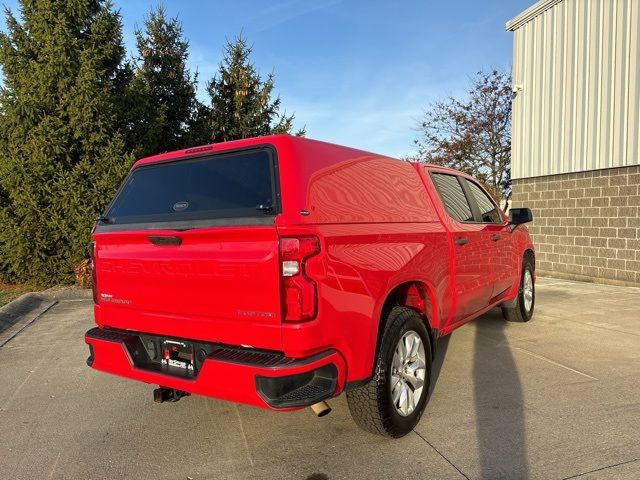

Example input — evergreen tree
[0,0,134,285]
[205,35,303,142]
[133,5,203,155]
[184,100,213,147]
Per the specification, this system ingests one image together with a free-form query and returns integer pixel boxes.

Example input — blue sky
[2,0,533,157]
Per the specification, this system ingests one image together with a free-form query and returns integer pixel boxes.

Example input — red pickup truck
[85,135,535,437]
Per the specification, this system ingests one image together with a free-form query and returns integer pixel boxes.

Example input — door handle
[454,237,468,246]
[148,235,182,246]
[491,234,501,242]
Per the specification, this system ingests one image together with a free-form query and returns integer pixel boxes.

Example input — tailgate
[94,227,282,349]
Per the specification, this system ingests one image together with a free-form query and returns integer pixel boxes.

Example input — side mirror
[509,207,533,225]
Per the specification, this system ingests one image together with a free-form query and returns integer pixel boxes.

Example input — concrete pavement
[0,278,638,479]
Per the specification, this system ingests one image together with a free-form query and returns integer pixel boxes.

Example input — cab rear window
[104,148,278,225]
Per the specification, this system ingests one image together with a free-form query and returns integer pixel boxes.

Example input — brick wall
[511,165,640,287]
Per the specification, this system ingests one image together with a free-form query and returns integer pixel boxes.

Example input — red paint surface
[85,335,346,410]
[87,135,534,409]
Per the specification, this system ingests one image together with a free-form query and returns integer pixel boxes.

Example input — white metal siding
[510,0,640,179]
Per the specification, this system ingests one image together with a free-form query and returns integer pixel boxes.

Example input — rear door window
[430,173,474,222]
[105,148,278,225]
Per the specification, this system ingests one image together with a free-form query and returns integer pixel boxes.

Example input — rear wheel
[502,256,535,322]
[346,307,431,437]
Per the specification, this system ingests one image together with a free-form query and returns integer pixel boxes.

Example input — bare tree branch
[413,70,512,203]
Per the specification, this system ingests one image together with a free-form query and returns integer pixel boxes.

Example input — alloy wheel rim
[390,331,426,417]
[523,269,534,312]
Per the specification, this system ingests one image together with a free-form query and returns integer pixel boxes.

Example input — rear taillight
[279,236,320,321]
[90,241,98,304]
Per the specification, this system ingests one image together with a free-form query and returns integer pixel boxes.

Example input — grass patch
[0,282,37,308]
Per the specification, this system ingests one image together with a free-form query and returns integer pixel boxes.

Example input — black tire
[346,307,432,438]
[501,255,535,322]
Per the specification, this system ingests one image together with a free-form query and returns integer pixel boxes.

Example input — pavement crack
[561,317,640,338]
[508,345,599,381]
[561,458,639,479]
[235,405,254,467]
[475,330,598,381]
[1,342,57,410]
[47,451,62,480]
[413,430,470,479]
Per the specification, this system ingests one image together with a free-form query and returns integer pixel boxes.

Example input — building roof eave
[505,0,564,31]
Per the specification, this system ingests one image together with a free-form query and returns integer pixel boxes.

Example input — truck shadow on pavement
[429,333,451,403]
[473,309,529,479]
[426,309,529,479]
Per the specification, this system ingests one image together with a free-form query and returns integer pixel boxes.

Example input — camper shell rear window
[98,147,279,230]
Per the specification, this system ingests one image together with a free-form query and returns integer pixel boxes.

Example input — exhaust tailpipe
[310,401,331,417]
